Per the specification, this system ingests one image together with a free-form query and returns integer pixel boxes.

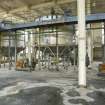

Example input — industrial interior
[0,0,105,105]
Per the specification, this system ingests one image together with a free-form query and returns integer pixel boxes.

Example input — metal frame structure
[0,13,105,31]
[0,12,105,87]
[0,22,103,71]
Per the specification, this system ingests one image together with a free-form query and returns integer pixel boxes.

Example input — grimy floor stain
[0,86,63,105]
[0,69,105,105]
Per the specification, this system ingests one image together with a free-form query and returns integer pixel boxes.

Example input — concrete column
[77,0,86,86]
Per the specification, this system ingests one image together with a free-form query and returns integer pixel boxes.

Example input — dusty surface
[0,63,105,105]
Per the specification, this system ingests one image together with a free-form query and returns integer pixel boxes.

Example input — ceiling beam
[0,0,76,21]
[0,5,26,21]
[9,0,76,14]
[18,0,29,6]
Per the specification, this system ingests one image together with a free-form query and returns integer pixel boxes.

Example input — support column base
[78,85,87,88]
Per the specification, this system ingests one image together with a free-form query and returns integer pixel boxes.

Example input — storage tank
[39,31,73,46]
[34,26,74,46]
[34,15,74,46]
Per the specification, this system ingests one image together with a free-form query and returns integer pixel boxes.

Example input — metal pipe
[103,22,105,63]
[56,26,59,71]
[87,24,92,67]
[73,25,76,70]
[48,54,50,70]
[47,47,55,57]
[14,31,17,69]
[8,33,11,70]
[0,33,1,68]
[38,28,41,70]
[90,24,94,63]
[42,51,44,66]
[43,48,47,69]
[77,0,86,87]
[4,56,5,68]
[28,32,32,70]
[11,56,13,67]
[24,32,26,57]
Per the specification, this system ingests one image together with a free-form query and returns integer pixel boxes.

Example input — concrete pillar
[77,0,86,87]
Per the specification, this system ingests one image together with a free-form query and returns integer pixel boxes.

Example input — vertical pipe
[38,28,41,70]
[0,33,1,68]
[45,55,47,68]
[8,33,11,70]
[73,25,76,70]
[74,44,76,70]
[63,56,65,67]
[87,24,92,67]
[87,0,92,67]
[56,26,59,71]
[4,56,5,68]
[90,24,94,63]
[23,31,26,60]
[42,51,44,66]
[103,23,105,63]
[11,56,12,67]
[28,32,31,69]
[24,33,26,58]
[77,0,86,87]
[14,31,17,69]
[48,54,50,70]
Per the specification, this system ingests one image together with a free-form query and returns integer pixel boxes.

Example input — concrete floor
[0,63,105,105]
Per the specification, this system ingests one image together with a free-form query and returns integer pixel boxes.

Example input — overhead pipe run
[1,13,105,31]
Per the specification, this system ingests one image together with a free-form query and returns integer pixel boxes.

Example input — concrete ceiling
[0,0,104,23]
